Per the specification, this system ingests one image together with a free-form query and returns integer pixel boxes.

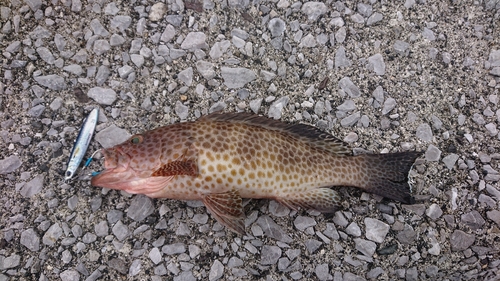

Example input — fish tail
[357,151,422,204]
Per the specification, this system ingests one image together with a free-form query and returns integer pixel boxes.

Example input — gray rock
[0,155,22,174]
[249,98,263,114]
[364,218,389,243]
[394,40,410,56]
[299,34,317,48]
[90,19,110,37]
[209,260,224,281]
[268,96,289,120]
[110,15,132,32]
[461,211,485,230]
[333,212,348,227]
[71,0,82,12]
[63,64,83,75]
[174,271,196,281]
[110,34,126,46]
[355,238,376,256]
[368,53,385,75]
[397,224,416,245]
[339,77,361,97]
[82,232,97,243]
[340,112,361,127]
[442,154,459,169]
[294,216,316,231]
[28,104,45,117]
[196,61,215,79]
[450,230,475,251]
[305,239,322,254]
[42,223,63,246]
[345,222,361,237]
[315,263,332,281]
[178,67,193,86]
[381,98,396,115]
[129,259,141,276]
[95,125,131,148]
[127,195,154,222]
[221,67,256,88]
[108,258,127,274]
[93,39,111,55]
[5,41,21,53]
[335,46,351,68]
[486,210,500,227]
[96,65,110,85]
[425,204,443,220]
[260,245,282,265]
[422,27,435,41]
[367,267,385,279]
[0,254,20,270]
[425,144,441,162]
[367,12,383,26]
[34,74,67,90]
[149,247,162,264]
[301,2,327,21]
[87,87,117,105]
[36,47,55,64]
[416,123,433,142]
[256,215,293,243]
[20,174,44,197]
[162,243,186,255]
[25,0,42,11]
[268,18,286,38]
[94,221,108,237]
[175,101,189,120]
[161,24,176,42]
[112,220,129,241]
[181,32,208,50]
[209,101,226,113]
[60,270,79,281]
[20,228,40,251]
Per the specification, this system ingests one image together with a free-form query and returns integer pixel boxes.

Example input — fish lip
[91,147,132,188]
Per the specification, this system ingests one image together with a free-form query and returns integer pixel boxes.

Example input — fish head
[91,131,171,195]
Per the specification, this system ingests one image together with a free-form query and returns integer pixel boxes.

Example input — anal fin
[202,188,245,234]
[277,188,341,213]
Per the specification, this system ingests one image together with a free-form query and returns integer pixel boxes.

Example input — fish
[65,108,99,181]
[91,112,422,234]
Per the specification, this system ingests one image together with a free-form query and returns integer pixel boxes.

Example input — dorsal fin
[199,112,352,156]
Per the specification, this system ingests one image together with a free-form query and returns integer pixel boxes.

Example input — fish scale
[92,112,422,234]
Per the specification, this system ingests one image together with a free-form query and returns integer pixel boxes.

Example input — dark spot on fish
[74,87,90,103]
[318,77,329,90]
[185,0,203,12]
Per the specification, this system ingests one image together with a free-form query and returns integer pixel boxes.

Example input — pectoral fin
[152,159,198,177]
[202,188,245,234]
[278,188,341,213]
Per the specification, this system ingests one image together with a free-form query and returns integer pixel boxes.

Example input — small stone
[36,47,55,64]
[110,34,126,46]
[339,77,361,97]
[112,220,129,241]
[268,96,289,120]
[337,100,356,112]
[181,32,208,50]
[221,67,256,88]
[95,125,131,148]
[416,123,433,142]
[110,15,132,32]
[34,74,67,90]
[96,65,110,85]
[354,238,376,257]
[93,39,111,55]
[397,224,417,245]
[294,216,316,231]
[364,218,389,243]
[268,18,286,37]
[340,112,361,127]
[0,155,22,174]
[485,123,498,136]
[256,215,293,242]
[442,154,459,169]
[90,19,110,37]
[345,222,361,237]
[162,243,186,255]
[87,87,117,105]
[486,210,500,227]
[425,144,441,162]
[149,247,162,264]
[63,64,83,75]
[450,230,475,251]
[20,174,44,197]
[305,239,322,254]
[209,260,224,281]
[127,195,154,222]
[368,53,385,75]
[382,98,396,115]
[315,263,332,281]
[335,46,351,68]
[301,2,327,21]
[20,228,40,251]
[367,12,383,26]
[60,270,79,281]
[426,204,443,220]
[461,211,485,230]
[394,40,410,56]
[261,245,282,265]
[249,98,263,114]
[108,258,127,274]
[178,67,193,86]
[175,101,189,120]
[42,223,63,246]
[129,259,141,276]
[149,3,167,21]
[196,61,215,79]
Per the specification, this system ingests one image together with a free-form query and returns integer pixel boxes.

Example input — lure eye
[130,135,143,144]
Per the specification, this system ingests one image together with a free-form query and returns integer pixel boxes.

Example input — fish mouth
[91,147,133,189]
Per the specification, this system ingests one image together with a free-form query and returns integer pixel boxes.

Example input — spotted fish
[91,112,422,233]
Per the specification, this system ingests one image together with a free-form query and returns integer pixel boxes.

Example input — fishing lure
[65,108,99,181]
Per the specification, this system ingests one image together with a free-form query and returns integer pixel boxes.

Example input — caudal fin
[359,151,422,204]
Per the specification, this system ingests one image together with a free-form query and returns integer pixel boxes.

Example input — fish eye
[130,135,143,144]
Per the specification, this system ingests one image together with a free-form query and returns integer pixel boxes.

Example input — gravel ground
[1,0,500,280]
